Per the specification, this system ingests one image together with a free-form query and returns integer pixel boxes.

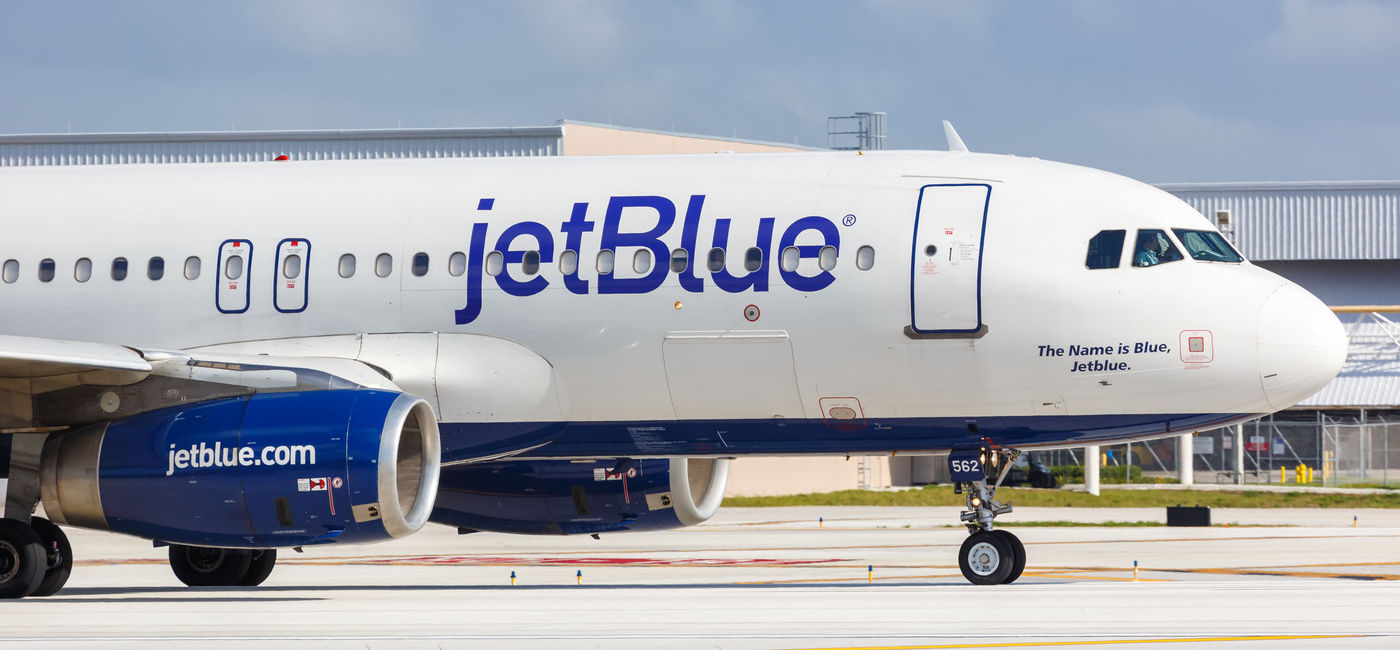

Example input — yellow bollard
[1308,465,1314,484]
[1279,466,1286,484]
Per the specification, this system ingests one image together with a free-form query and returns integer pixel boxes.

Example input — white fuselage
[0,151,1346,456]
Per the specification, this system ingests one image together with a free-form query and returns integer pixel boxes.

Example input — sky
[2,1,1399,182]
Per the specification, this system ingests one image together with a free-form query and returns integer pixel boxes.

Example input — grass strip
[723,486,1400,509]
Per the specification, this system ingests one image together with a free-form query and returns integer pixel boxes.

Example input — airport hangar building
[0,123,1395,494]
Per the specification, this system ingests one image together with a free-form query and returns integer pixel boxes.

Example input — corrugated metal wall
[0,128,563,167]
[1160,182,1400,261]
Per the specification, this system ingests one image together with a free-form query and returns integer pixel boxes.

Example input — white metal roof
[0,126,565,167]
[1159,181,1400,262]
[1297,315,1400,408]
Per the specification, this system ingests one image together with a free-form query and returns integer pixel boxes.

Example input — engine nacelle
[430,457,730,535]
[40,389,440,548]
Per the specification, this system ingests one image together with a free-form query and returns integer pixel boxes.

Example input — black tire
[237,549,277,587]
[169,545,253,587]
[958,530,1014,585]
[994,529,1026,584]
[0,519,46,598]
[28,517,72,597]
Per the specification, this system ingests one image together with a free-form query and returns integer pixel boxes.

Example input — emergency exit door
[274,238,310,313]
[216,239,252,314]
[909,184,991,334]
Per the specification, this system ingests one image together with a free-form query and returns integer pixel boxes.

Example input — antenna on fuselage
[943,120,969,153]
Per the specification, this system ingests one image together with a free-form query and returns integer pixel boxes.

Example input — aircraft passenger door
[909,184,991,335]
[274,238,310,313]
[216,239,252,314]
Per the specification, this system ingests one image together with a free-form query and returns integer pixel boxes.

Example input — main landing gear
[950,445,1026,585]
[0,516,73,598]
[168,545,278,587]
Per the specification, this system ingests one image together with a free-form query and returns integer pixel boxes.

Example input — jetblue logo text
[166,442,317,476]
[455,194,841,324]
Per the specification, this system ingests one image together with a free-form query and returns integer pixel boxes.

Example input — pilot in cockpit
[1133,230,1180,267]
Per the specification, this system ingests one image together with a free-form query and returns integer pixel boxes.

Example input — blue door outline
[216,239,252,315]
[908,183,991,335]
[274,238,310,313]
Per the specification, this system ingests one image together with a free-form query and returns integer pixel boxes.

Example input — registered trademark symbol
[842,214,857,227]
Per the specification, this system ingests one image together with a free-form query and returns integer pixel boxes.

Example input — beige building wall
[723,456,893,497]
[562,122,810,156]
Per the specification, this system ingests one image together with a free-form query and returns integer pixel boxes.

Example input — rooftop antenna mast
[827,112,886,150]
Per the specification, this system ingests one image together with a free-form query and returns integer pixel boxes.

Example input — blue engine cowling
[38,389,440,548]
[430,457,730,535]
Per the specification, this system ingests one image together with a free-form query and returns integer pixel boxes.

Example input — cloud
[247,0,420,58]
[1259,0,1400,59]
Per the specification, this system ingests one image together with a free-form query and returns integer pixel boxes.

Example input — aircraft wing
[0,334,151,391]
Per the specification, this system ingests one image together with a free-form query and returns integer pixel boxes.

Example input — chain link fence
[1024,411,1400,487]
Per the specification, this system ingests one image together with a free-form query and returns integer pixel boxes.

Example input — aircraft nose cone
[1257,283,1348,410]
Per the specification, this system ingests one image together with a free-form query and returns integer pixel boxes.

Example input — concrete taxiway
[4,506,1400,649]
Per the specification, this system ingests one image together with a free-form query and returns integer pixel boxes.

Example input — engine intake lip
[376,394,441,539]
[670,457,731,527]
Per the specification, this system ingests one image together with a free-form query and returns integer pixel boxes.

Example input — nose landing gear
[950,445,1025,585]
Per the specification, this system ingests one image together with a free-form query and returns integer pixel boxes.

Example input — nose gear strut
[949,445,1026,585]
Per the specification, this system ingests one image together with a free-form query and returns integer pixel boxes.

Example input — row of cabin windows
[1,245,878,284]
[2,256,197,284]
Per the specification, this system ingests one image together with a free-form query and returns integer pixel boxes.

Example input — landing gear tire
[993,529,1026,584]
[28,517,72,597]
[0,519,47,598]
[169,545,253,587]
[237,549,277,587]
[959,530,1014,585]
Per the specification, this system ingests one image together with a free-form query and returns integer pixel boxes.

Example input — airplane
[0,125,1347,597]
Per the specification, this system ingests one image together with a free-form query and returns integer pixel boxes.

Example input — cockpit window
[1132,229,1183,268]
[1085,230,1125,269]
[1172,229,1243,263]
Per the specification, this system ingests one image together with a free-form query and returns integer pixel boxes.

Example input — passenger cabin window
[559,250,578,275]
[75,258,92,283]
[1085,230,1126,269]
[596,250,615,275]
[148,257,164,281]
[283,254,303,279]
[818,246,837,271]
[633,249,651,274]
[183,256,200,280]
[706,248,725,272]
[112,257,129,281]
[411,252,429,277]
[855,246,875,270]
[1132,229,1184,268]
[670,248,688,273]
[448,252,467,277]
[1172,229,1243,263]
[338,254,356,278]
[38,259,55,283]
[485,251,504,276]
[744,247,763,272]
[223,255,242,281]
[780,246,800,272]
[375,253,392,278]
[3,259,18,283]
[522,250,541,275]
